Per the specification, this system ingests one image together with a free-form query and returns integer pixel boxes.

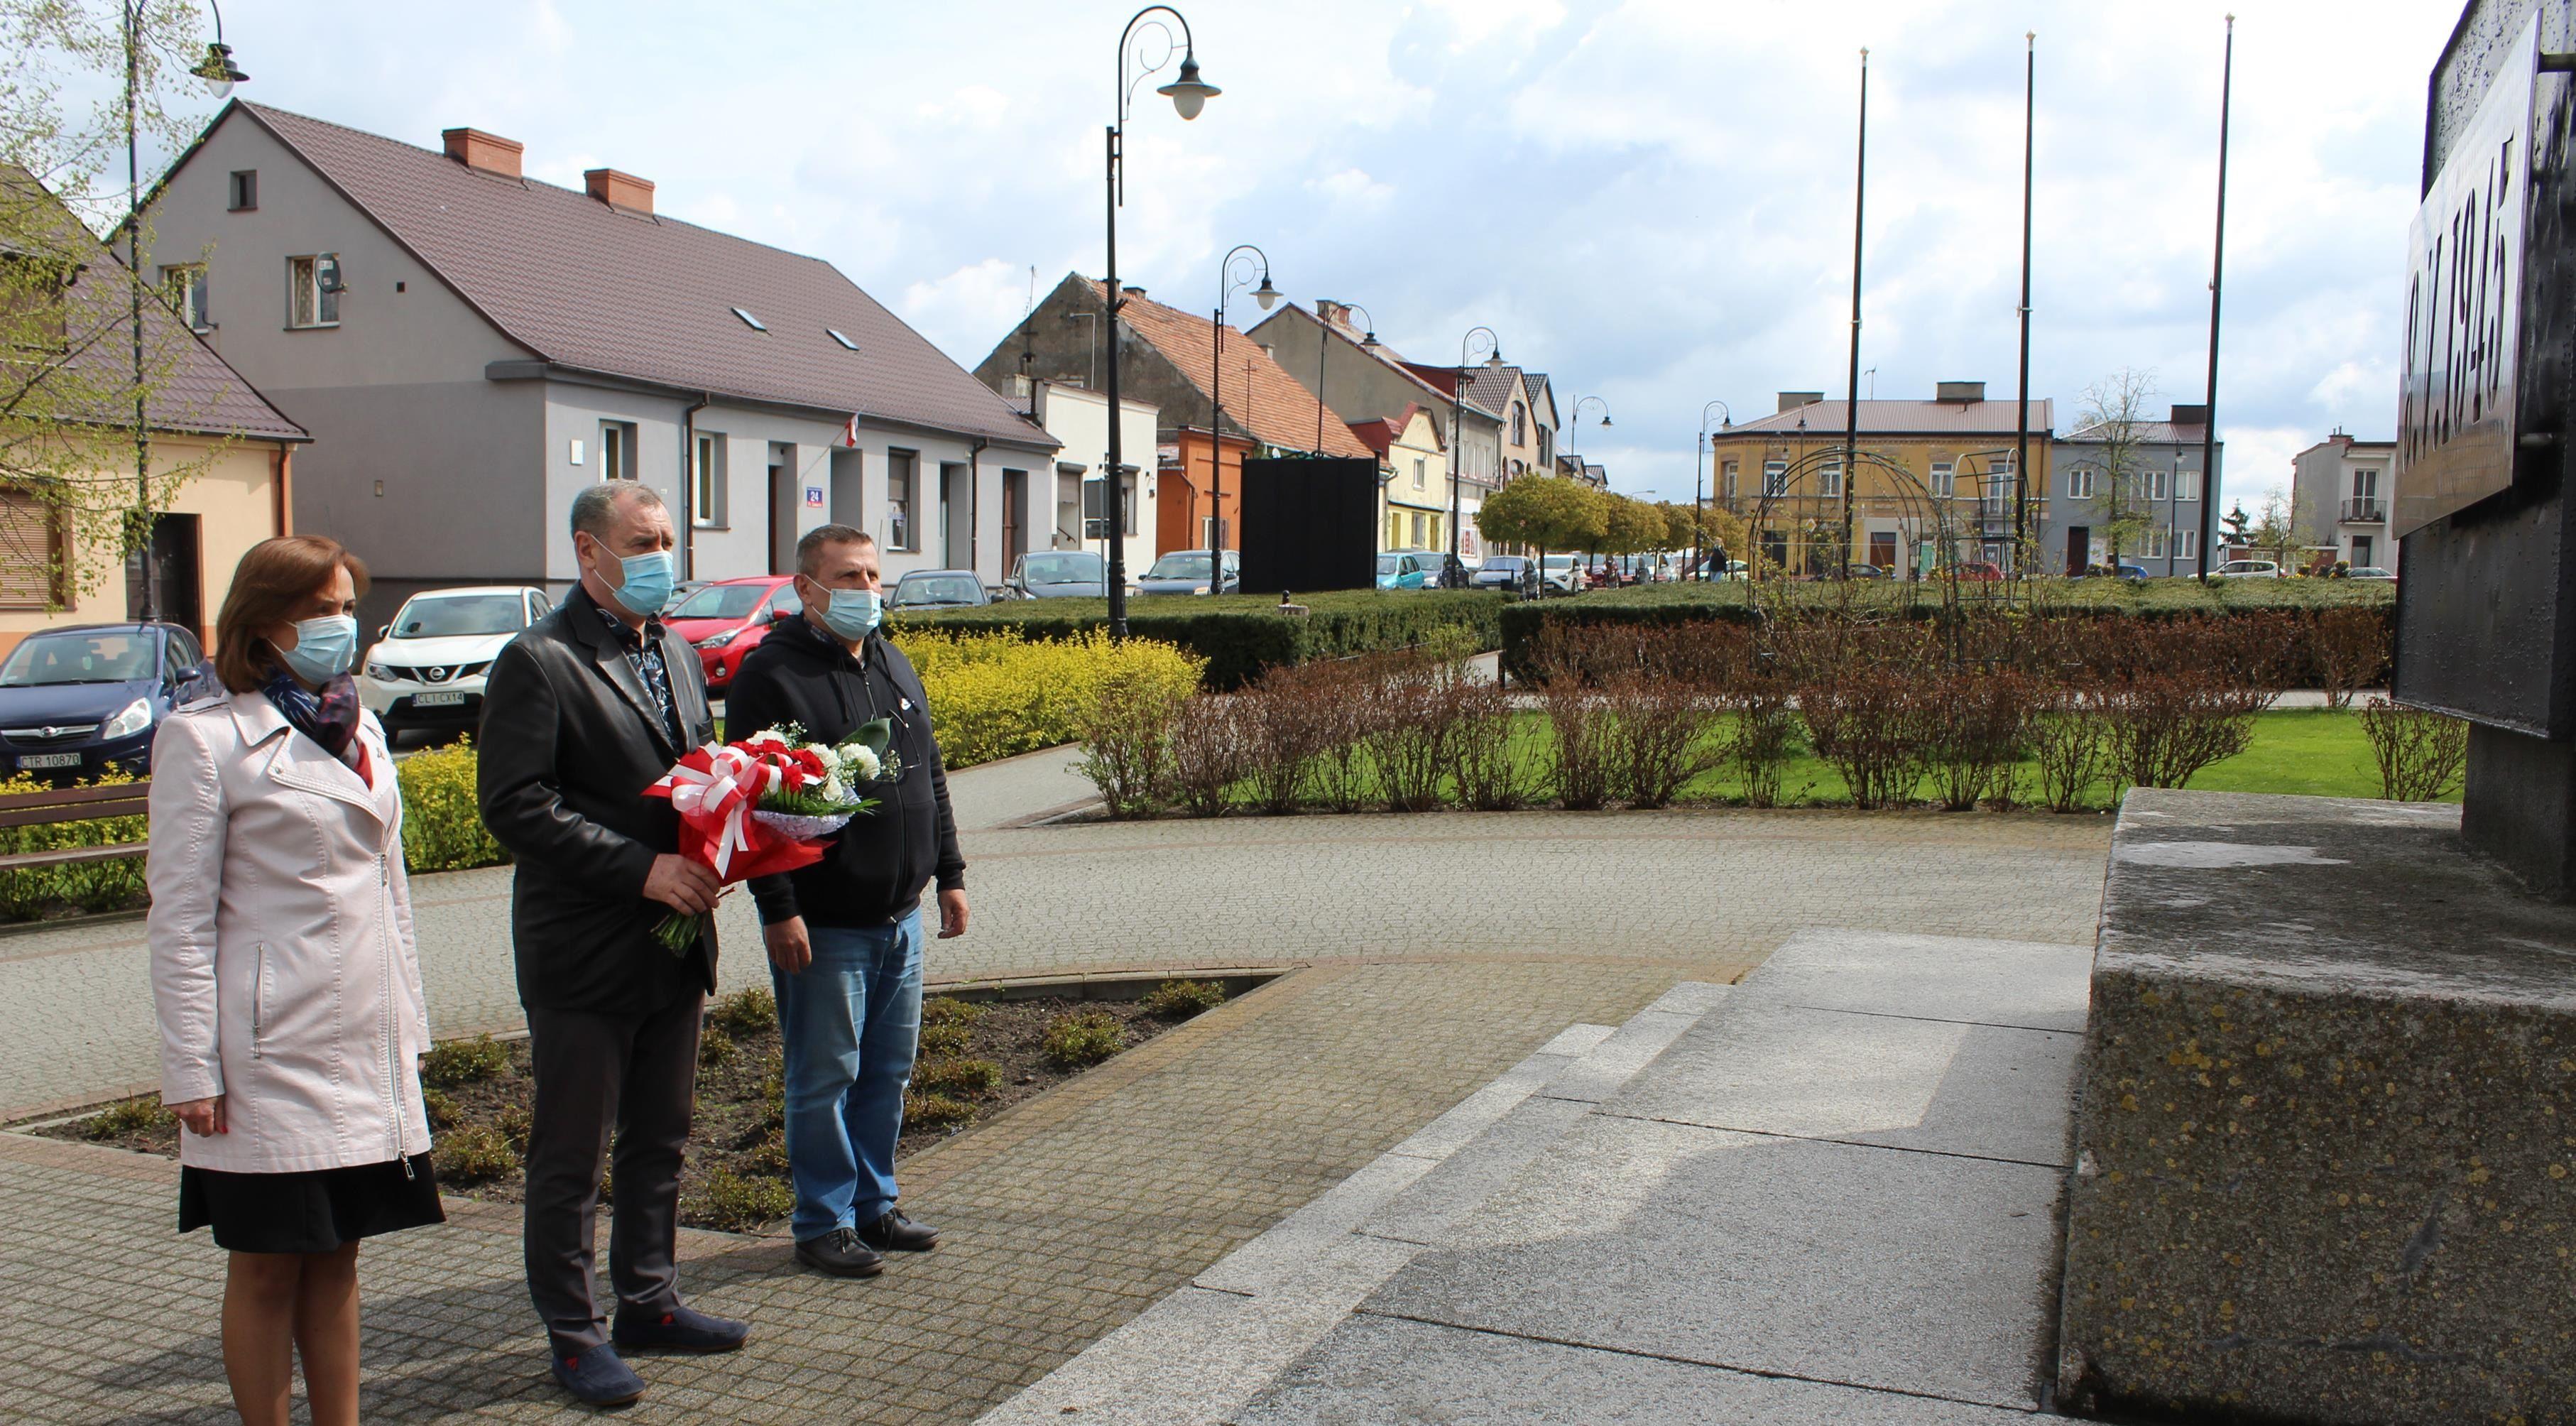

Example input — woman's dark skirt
[179,1153,444,1254]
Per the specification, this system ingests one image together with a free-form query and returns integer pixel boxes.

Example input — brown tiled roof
[234,103,1050,448]
[1079,279,1372,459]
[1463,364,1520,416]
[1397,361,1510,419]
[1731,397,2055,437]
[5,168,305,443]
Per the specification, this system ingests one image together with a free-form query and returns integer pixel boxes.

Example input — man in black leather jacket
[726,524,966,1279]
[476,481,746,1406]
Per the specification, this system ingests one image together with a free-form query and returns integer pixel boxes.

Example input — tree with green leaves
[1,0,231,607]
[1476,474,1603,589]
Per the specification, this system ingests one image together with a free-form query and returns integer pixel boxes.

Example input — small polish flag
[843,414,860,447]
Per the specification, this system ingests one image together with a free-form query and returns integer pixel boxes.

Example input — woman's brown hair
[212,535,371,693]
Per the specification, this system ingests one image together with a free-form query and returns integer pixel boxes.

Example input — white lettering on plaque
[2395,15,2537,538]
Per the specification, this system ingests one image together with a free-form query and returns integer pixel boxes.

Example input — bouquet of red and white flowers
[641,720,900,951]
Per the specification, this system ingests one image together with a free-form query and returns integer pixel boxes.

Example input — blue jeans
[773,909,922,1242]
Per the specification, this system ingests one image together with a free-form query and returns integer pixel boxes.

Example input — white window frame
[2177,467,2202,502]
[1929,459,1955,497]
[692,431,728,527]
[888,449,919,551]
[1762,460,1789,498]
[2178,528,2200,561]
[2067,467,2095,500]
[599,420,637,482]
[286,254,340,329]
[1818,459,1843,499]
[2146,468,2170,502]
[1413,457,1426,491]
[1722,459,1739,499]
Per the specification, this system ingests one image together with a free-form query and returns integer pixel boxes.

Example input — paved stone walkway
[0,745,2114,1423]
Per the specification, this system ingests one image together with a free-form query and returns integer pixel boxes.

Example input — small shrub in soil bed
[40,989,1201,1234]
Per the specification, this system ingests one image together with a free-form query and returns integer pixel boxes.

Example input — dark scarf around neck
[260,666,364,768]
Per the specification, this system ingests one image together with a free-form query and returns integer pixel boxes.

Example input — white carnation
[845,746,882,781]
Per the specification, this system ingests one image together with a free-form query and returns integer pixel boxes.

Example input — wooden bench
[0,781,152,872]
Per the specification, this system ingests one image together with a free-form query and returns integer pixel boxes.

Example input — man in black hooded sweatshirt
[726,523,966,1279]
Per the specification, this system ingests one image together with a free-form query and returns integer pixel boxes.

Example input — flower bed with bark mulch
[37,979,1230,1234]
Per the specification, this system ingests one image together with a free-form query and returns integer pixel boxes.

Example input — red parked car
[665,575,801,693]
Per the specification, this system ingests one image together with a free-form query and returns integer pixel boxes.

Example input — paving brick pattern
[0,780,2112,1423]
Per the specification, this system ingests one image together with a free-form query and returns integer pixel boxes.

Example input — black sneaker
[550,1341,646,1407]
[794,1226,884,1278]
[856,1207,939,1253]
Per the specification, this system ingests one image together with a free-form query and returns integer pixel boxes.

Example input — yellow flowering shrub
[396,737,507,873]
[893,629,1204,770]
[0,771,148,919]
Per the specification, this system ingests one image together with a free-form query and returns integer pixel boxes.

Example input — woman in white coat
[150,534,439,1426]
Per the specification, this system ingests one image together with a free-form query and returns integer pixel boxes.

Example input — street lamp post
[1208,244,1275,592]
[1105,6,1219,637]
[1566,396,1611,475]
[123,0,247,623]
[1448,327,1502,587]
[1697,400,1731,581]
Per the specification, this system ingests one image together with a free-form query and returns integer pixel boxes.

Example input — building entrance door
[127,513,201,632]
[2065,526,2090,576]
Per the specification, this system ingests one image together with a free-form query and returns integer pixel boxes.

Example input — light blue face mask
[606,548,674,617]
[811,584,883,641]
[279,614,358,683]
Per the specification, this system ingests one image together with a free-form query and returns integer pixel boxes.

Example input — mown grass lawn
[1474,707,2416,811]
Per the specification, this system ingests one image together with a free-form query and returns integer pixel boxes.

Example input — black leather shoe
[856,1207,939,1253]
[795,1226,884,1278]
[611,1302,748,1354]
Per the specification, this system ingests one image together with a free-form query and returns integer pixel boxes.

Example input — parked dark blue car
[0,622,214,785]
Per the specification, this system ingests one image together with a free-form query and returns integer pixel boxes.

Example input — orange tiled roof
[1079,278,1373,460]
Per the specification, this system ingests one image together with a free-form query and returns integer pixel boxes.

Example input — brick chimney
[1936,380,1987,403]
[584,168,654,214]
[1777,391,1823,413]
[442,127,523,178]
[1317,298,1348,330]
[2169,403,2210,426]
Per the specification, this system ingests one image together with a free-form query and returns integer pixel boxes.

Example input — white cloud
[187,0,2455,499]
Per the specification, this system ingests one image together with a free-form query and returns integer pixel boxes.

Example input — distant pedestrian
[728,524,967,1279]
[477,481,746,1407]
[150,534,440,1426]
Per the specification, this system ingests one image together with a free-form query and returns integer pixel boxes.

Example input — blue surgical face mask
[278,614,358,683]
[605,547,674,616]
[811,584,883,641]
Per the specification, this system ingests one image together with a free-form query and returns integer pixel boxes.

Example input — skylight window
[827,328,860,352]
[731,306,766,331]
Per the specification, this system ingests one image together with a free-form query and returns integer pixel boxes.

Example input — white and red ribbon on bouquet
[644,739,834,883]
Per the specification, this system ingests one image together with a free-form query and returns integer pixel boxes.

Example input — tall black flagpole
[1840,48,1867,578]
[2014,33,2035,573]
[2197,15,2234,582]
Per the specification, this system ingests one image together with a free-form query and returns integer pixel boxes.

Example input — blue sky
[163,0,2459,507]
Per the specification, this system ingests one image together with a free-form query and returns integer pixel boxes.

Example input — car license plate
[19,752,80,769]
[414,692,466,708]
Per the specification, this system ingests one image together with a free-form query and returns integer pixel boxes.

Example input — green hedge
[891,589,1507,689]
[1499,578,2398,683]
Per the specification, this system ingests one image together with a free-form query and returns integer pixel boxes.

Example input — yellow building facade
[1,437,298,659]
[1706,385,2056,576]
[1354,406,1451,553]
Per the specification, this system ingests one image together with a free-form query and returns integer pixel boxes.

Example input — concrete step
[972,980,1732,1426]
[1245,928,2094,1422]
